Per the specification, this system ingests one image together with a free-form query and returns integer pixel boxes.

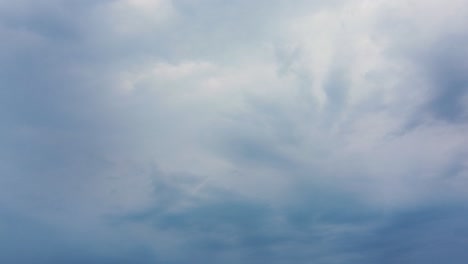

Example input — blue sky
[1,0,468,263]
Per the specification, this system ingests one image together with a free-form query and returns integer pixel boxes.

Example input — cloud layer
[1,0,468,263]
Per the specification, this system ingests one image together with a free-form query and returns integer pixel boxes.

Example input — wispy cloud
[1,0,468,263]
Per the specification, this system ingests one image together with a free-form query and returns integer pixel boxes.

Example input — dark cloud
[359,205,468,264]
[424,36,468,122]
[111,183,382,264]
[0,0,110,202]
[0,208,157,264]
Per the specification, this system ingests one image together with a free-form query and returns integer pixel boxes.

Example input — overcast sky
[1,0,468,263]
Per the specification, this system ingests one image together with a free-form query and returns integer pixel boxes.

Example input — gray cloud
[424,37,468,122]
[0,207,157,264]
[2,0,468,263]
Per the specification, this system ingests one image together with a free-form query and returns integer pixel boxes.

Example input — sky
[1,0,468,263]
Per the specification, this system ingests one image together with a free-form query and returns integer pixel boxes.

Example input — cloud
[1,0,468,263]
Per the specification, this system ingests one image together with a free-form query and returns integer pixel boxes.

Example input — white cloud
[105,0,176,35]
[94,0,468,210]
